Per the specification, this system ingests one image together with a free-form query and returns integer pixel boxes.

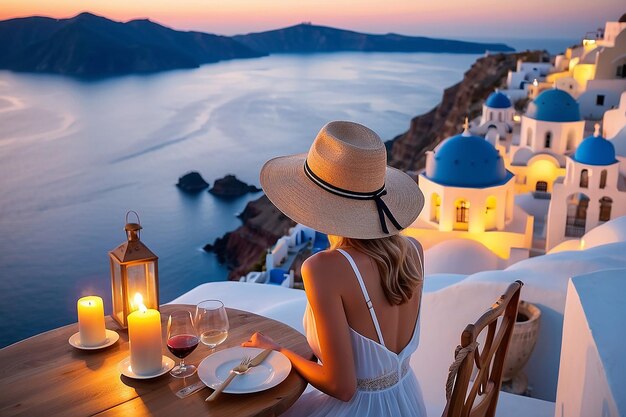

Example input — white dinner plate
[68,329,119,350]
[198,347,291,394]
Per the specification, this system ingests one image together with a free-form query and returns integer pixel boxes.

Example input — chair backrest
[442,280,523,417]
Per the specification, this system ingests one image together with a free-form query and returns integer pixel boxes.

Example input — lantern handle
[125,211,142,241]
[126,210,141,225]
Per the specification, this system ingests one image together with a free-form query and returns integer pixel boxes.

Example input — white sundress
[282,246,427,417]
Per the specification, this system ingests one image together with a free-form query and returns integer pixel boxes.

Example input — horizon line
[0,11,581,42]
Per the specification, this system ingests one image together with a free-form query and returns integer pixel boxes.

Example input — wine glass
[166,310,199,378]
[196,300,229,351]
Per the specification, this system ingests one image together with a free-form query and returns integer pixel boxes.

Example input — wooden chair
[442,280,523,417]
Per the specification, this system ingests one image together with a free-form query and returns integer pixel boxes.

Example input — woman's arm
[242,252,357,401]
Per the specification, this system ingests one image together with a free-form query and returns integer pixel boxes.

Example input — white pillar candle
[128,304,163,376]
[77,296,106,347]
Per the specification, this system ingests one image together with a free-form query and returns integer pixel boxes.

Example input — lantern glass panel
[110,259,124,325]
[126,262,158,311]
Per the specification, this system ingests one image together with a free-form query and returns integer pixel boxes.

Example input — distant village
[245,16,626,287]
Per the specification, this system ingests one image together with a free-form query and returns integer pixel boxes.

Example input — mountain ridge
[0,13,515,76]
[0,13,265,76]
[233,22,514,54]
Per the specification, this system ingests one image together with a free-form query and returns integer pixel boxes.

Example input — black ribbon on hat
[304,160,403,234]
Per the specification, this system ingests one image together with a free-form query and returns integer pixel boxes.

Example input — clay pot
[503,301,541,381]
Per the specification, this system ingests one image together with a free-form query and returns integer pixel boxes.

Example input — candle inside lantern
[77,296,106,347]
[128,293,163,375]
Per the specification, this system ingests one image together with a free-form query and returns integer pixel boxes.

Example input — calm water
[0,52,481,347]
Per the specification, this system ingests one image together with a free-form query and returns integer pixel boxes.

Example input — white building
[507,60,553,91]
[471,90,515,147]
[503,60,553,102]
[603,91,626,138]
[405,123,533,260]
[549,18,626,119]
[508,88,585,193]
[597,15,626,47]
[546,125,626,250]
[577,25,626,119]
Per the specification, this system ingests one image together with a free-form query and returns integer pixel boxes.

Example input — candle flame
[133,293,147,312]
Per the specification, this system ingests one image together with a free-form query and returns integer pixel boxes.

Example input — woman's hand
[241,332,281,351]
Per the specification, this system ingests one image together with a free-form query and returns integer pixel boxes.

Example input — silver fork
[206,356,252,401]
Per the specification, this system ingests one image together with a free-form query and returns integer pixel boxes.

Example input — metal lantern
[109,211,159,328]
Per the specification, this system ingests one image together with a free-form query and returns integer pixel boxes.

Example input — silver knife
[249,348,273,367]
[206,349,273,401]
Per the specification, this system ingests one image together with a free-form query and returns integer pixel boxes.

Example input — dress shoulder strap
[406,237,424,276]
[336,248,386,347]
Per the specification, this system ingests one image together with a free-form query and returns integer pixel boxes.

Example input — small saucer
[118,356,175,379]
[69,329,119,350]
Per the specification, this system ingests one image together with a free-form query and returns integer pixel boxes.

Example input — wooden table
[0,305,314,417]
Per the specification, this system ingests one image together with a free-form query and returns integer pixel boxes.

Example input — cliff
[207,195,295,280]
[388,50,548,171]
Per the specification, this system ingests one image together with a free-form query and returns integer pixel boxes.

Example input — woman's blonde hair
[329,235,423,305]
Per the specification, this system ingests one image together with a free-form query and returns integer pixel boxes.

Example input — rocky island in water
[209,175,261,198]
[176,172,210,193]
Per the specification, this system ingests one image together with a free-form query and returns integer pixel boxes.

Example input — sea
[0,38,575,348]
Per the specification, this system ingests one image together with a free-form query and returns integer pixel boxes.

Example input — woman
[243,121,427,416]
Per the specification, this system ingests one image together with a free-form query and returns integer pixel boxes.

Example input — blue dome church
[405,119,533,260]
[472,89,516,148]
[519,89,585,154]
[508,88,586,194]
[546,124,626,250]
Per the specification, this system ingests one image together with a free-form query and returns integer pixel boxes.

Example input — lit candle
[127,293,162,375]
[77,296,106,347]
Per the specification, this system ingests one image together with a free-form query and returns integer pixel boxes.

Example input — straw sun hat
[260,121,425,239]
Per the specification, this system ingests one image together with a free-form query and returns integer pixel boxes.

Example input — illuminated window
[485,196,497,230]
[430,193,441,223]
[455,200,469,223]
[526,128,533,147]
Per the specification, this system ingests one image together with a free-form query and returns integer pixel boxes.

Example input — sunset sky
[1,0,623,39]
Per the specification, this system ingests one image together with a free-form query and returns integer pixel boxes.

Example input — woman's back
[337,242,422,355]
[285,239,426,417]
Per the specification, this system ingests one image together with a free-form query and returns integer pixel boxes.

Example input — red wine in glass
[167,311,199,378]
[167,334,199,359]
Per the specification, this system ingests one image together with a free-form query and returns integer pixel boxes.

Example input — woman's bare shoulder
[302,250,348,287]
